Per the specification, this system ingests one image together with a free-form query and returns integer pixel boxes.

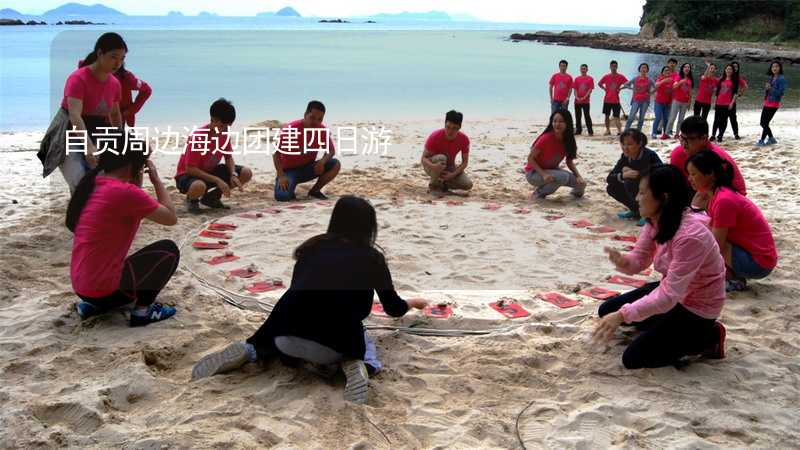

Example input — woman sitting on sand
[191,196,428,404]
[686,150,778,292]
[593,164,727,369]
[68,135,180,327]
[606,129,662,226]
[524,110,586,200]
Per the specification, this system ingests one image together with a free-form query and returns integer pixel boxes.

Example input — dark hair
[660,65,670,76]
[305,100,326,115]
[731,61,740,71]
[668,57,678,64]
[716,63,739,97]
[619,129,648,147]
[66,133,148,232]
[445,110,463,125]
[535,109,577,160]
[580,64,588,69]
[767,60,784,76]
[113,63,128,81]
[686,150,736,192]
[637,63,649,72]
[643,164,691,244]
[610,60,618,66]
[79,32,127,68]
[210,98,235,124]
[680,115,709,136]
[559,59,568,66]
[679,63,694,87]
[294,196,379,260]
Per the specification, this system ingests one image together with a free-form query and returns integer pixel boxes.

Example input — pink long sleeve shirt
[619,210,726,323]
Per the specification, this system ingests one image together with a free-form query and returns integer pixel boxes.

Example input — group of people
[547,58,788,146]
[38,32,781,404]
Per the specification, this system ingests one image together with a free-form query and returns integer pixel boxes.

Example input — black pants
[760,106,779,141]
[606,176,639,215]
[693,101,711,121]
[574,103,593,135]
[79,240,180,312]
[712,105,730,139]
[598,282,717,369]
[727,102,739,137]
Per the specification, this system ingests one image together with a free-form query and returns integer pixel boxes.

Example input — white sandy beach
[1,109,799,448]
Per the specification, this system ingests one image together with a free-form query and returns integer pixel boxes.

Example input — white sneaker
[342,359,369,404]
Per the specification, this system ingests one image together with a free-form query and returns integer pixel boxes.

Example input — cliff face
[639,0,800,42]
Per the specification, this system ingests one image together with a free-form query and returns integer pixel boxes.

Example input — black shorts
[175,164,243,194]
[602,103,621,117]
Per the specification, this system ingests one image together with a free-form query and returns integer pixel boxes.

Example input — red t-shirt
[671,72,681,82]
[598,73,628,104]
[655,74,674,105]
[525,131,567,172]
[573,75,594,104]
[631,76,654,102]
[71,177,160,297]
[174,124,233,178]
[549,73,573,102]
[276,119,337,170]
[716,79,735,106]
[695,76,718,104]
[673,77,693,103]
[117,71,152,127]
[60,66,121,117]
[708,187,777,269]
[669,143,746,196]
[424,129,470,168]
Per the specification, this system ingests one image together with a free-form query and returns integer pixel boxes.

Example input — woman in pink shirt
[524,110,586,200]
[710,64,739,142]
[593,165,726,369]
[114,64,152,127]
[693,62,718,120]
[652,66,674,140]
[666,63,693,139]
[686,150,777,292]
[621,63,656,132]
[68,135,180,327]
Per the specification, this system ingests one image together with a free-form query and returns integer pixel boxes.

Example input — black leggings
[574,103,593,134]
[760,106,779,141]
[606,176,640,215]
[79,240,180,312]
[727,102,739,137]
[598,282,718,369]
[693,101,711,120]
[712,105,730,139]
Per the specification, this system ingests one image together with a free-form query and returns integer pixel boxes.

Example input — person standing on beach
[68,135,180,327]
[421,110,473,193]
[710,64,739,142]
[598,60,628,136]
[593,164,727,369]
[606,129,662,226]
[573,64,595,136]
[191,196,429,405]
[693,62,718,120]
[524,110,586,200]
[652,66,674,139]
[38,32,126,194]
[549,60,573,113]
[725,61,748,140]
[273,100,341,202]
[174,98,253,213]
[667,57,679,82]
[666,63,694,139]
[114,64,152,127]
[757,61,787,147]
[621,63,655,131]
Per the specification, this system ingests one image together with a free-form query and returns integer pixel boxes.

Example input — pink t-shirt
[71,177,160,297]
[655,74,674,105]
[673,77,693,103]
[716,79,735,106]
[695,76,718,104]
[619,211,726,323]
[60,66,122,117]
[671,72,681,82]
[573,75,594,104]
[598,73,628,104]
[708,187,778,270]
[631,76,654,102]
[424,129,470,168]
[276,119,337,170]
[549,73,574,102]
[669,143,746,196]
[117,71,152,127]
[174,124,233,179]
[525,131,567,172]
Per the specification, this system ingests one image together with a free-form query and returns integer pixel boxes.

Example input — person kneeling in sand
[606,129,662,226]
[593,165,727,369]
[421,110,473,193]
[192,196,428,404]
[524,110,586,200]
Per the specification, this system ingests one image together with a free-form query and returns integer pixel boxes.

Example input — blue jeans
[551,100,566,114]
[625,100,649,131]
[274,158,339,201]
[652,102,671,137]
[731,244,773,280]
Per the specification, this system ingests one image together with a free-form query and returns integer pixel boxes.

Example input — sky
[3,1,647,27]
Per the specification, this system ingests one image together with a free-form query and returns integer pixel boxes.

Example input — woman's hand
[592,311,624,342]
[604,246,630,272]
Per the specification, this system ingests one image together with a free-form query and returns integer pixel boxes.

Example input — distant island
[42,2,125,18]
[370,11,451,21]
[256,7,301,18]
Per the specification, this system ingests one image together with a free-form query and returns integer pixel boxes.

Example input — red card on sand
[238,212,263,219]
[287,204,306,210]
[371,303,387,316]
[200,230,232,239]
[447,200,464,206]
[228,268,261,279]
[315,201,334,207]
[607,275,647,288]
[589,226,616,233]
[570,219,593,228]
[612,234,638,243]
[424,304,453,318]
[193,241,228,250]
[544,215,564,221]
[261,207,281,214]
[538,292,581,309]
[482,203,502,211]
[209,223,237,231]
[206,254,240,265]
[578,286,620,300]
[246,280,283,294]
[489,300,530,318]
[514,207,531,214]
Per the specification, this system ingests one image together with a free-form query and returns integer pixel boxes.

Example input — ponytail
[66,167,101,232]
[78,32,128,68]
[685,150,736,192]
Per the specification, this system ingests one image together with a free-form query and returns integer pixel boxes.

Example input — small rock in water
[11,199,18,204]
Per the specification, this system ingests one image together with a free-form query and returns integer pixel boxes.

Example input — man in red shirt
[273,100,340,201]
[573,63,595,136]
[421,110,472,192]
[174,98,253,213]
[598,60,628,136]
[549,60,573,114]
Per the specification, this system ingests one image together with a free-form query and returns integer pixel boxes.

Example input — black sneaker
[200,192,230,209]
[308,190,328,200]
[186,198,201,214]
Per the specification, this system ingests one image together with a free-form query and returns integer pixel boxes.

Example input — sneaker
[636,218,646,227]
[191,342,250,380]
[342,359,369,404]
[531,190,548,201]
[201,192,230,209]
[725,278,747,292]
[734,135,741,140]
[709,136,716,142]
[129,302,176,327]
[755,139,766,147]
[186,198,201,214]
[767,137,778,145]
[604,130,612,136]
[651,134,658,140]
[308,190,328,200]
[704,322,726,359]
[660,134,669,140]
[75,301,98,320]
[716,136,724,143]
[617,210,636,219]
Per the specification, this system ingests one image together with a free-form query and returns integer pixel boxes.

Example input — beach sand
[1,110,799,448]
